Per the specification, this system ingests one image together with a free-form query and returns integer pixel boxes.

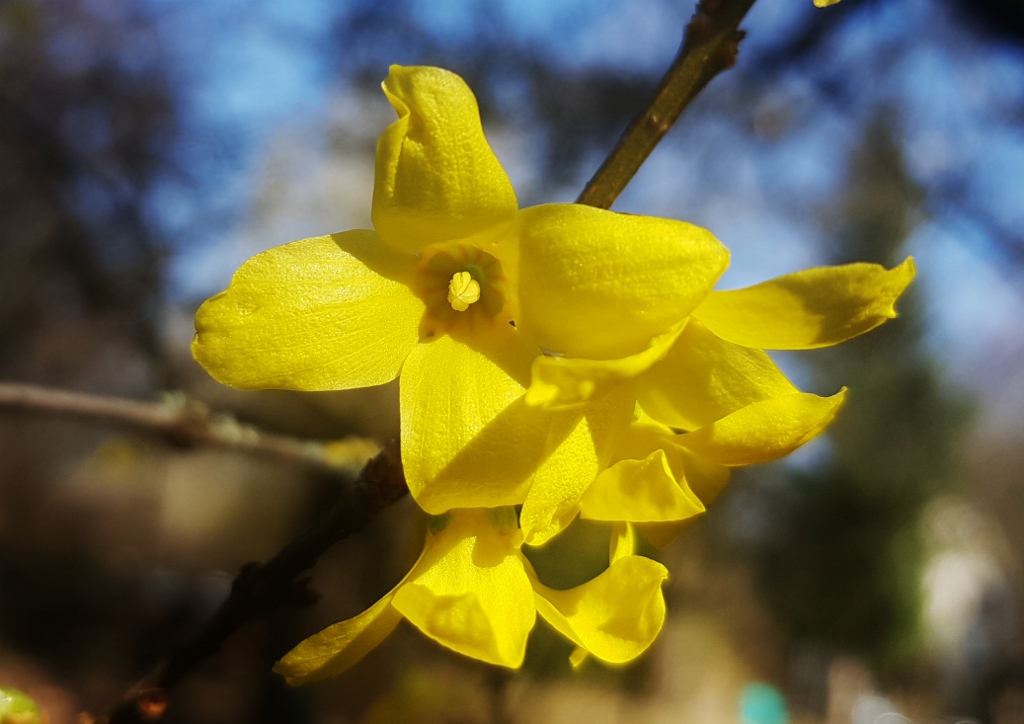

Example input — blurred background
[1,0,1023,721]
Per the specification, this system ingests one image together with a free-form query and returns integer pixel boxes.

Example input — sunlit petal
[679,390,847,465]
[526,322,685,409]
[401,329,563,512]
[530,555,668,664]
[372,65,518,252]
[393,510,535,668]
[273,590,404,685]
[609,522,637,563]
[692,258,915,350]
[637,318,797,430]
[193,231,422,390]
[516,204,729,360]
[580,448,705,523]
[520,386,635,545]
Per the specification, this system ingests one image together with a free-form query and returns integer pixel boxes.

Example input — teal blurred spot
[739,682,789,724]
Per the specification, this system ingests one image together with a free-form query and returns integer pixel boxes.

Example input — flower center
[447,271,481,311]
[414,242,510,338]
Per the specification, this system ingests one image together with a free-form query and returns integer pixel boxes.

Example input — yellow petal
[516,204,729,360]
[372,65,518,253]
[273,590,404,685]
[692,258,915,350]
[580,448,705,523]
[519,414,595,546]
[609,522,638,562]
[814,0,841,6]
[193,231,422,390]
[633,449,731,547]
[392,510,535,668]
[531,555,668,664]
[526,322,685,409]
[637,318,797,430]
[678,446,732,504]
[679,390,847,466]
[520,386,635,545]
[400,328,557,513]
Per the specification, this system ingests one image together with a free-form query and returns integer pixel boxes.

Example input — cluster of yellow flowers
[192,65,912,681]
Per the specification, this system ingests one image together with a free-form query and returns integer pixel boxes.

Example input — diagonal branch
[577,0,758,209]
[102,440,408,724]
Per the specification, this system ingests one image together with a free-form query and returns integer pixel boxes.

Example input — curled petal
[372,65,518,252]
[580,449,704,523]
[634,449,731,547]
[393,510,535,668]
[637,318,797,430]
[516,204,729,360]
[273,590,404,685]
[530,555,668,665]
[193,231,422,390]
[678,390,847,466]
[692,258,915,350]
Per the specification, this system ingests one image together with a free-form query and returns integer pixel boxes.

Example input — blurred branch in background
[0,382,381,476]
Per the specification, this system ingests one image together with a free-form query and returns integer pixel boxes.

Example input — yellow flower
[814,0,841,6]
[191,65,728,515]
[527,259,916,539]
[273,509,667,679]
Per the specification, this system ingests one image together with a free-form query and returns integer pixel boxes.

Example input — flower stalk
[577,0,758,209]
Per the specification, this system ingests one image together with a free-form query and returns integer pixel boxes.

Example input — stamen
[447,271,481,311]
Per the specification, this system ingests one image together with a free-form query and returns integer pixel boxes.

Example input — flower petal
[530,555,668,665]
[609,522,638,562]
[400,330,558,513]
[634,449,731,547]
[579,448,705,523]
[392,510,535,668]
[692,258,915,350]
[678,390,847,465]
[519,414,596,547]
[637,318,797,430]
[372,65,518,253]
[516,204,729,360]
[526,322,685,409]
[193,231,422,390]
[273,589,404,685]
[520,386,635,546]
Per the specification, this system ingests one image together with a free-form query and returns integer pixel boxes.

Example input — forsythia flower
[191,61,915,673]
[192,64,728,521]
[530,260,916,541]
[274,509,666,678]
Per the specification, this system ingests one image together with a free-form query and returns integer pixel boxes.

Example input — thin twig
[576,0,758,209]
[101,440,408,724]
[0,382,379,473]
